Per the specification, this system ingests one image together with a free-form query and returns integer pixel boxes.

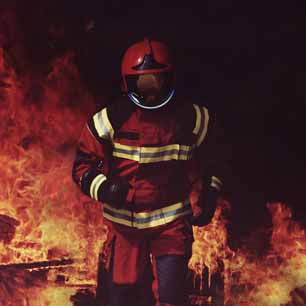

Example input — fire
[2,8,306,306]
[189,199,232,280]
[0,9,106,304]
[224,203,306,306]
[0,268,77,306]
[189,195,306,305]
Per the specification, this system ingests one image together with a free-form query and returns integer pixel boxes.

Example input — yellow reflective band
[102,201,192,229]
[113,151,140,161]
[90,174,107,201]
[196,107,209,146]
[103,213,133,227]
[114,142,139,151]
[101,108,114,140]
[132,201,186,218]
[211,175,223,191]
[113,142,140,161]
[93,108,114,141]
[113,142,194,163]
[103,203,132,217]
[140,154,189,163]
[135,210,191,229]
[193,104,201,135]
[140,144,189,153]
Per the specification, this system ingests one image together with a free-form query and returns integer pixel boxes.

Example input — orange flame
[0,12,107,303]
[224,203,306,306]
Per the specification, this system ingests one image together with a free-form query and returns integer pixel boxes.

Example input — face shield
[126,72,175,110]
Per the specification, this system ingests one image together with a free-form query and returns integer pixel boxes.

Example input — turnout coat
[72,96,223,284]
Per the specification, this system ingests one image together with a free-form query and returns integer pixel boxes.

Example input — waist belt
[103,200,192,229]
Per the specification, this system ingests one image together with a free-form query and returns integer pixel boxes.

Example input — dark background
[2,0,306,248]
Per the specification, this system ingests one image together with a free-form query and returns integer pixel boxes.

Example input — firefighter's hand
[99,177,130,209]
[192,187,219,227]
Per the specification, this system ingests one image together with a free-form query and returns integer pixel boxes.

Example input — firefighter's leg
[107,231,155,306]
[152,254,190,306]
[109,260,155,306]
[150,218,193,306]
[134,260,156,306]
[96,227,114,306]
[96,257,110,306]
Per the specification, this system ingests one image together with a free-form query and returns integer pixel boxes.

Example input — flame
[189,199,232,282]
[224,203,306,306]
[0,9,107,304]
[189,197,306,306]
[0,268,77,306]
[2,9,306,306]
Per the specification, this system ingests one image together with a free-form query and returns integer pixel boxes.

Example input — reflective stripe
[211,175,223,191]
[113,143,194,163]
[93,108,114,141]
[193,104,210,146]
[128,89,175,110]
[103,200,192,229]
[90,174,107,201]
[193,104,201,135]
[197,107,209,146]
[113,142,140,161]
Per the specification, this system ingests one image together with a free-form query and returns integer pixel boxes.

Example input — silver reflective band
[210,176,223,191]
[127,89,175,110]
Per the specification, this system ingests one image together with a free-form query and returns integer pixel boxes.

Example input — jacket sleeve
[191,104,226,193]
[72,107,114,201]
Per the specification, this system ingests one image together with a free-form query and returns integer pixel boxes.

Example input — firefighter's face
[136,73,167,105]
[126,72,174,109]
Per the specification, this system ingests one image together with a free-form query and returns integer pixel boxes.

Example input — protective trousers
[97,218,193,306]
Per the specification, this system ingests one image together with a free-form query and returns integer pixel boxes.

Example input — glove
[192,186,219,227]
[98,177,130,209]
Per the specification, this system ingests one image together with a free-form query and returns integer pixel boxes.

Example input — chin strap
[127,89,175,110]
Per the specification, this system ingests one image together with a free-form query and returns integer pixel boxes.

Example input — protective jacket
[72,96,223,229]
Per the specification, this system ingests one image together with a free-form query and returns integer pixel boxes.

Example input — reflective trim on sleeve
[90,174,107,201]
[103,200,192,229]
[197,107,209,146]
[93,108,114,141]
[192,104,210,147]
[210,175,223,191]
[192,104,201,135]
[112,143,194,163]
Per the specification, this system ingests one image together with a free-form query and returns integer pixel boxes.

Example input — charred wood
[0,258,73,270]
[0,214,19,244]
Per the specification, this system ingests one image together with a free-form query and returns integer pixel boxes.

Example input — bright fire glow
[0,10,106,304]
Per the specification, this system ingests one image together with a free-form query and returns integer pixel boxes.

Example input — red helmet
[121,38,175,109]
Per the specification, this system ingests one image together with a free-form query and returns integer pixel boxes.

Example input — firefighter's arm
[191,105,224,226]
[72,108,129,207]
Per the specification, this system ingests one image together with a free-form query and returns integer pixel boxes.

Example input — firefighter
[72,38,223,306]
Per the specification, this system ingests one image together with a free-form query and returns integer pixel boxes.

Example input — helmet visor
[126,72,174,109]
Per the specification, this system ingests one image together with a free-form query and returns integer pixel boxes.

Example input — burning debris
[224,203,306,306]
[0,8,106,305]
[0,214,19,244]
